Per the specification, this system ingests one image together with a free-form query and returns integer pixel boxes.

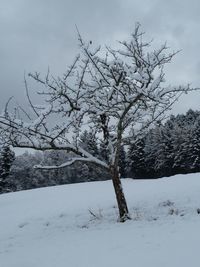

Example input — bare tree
[0,24,198,221]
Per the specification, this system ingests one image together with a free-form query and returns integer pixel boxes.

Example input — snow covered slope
[1,173,200,267]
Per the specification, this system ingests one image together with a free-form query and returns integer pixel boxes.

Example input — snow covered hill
[1,173,200,267]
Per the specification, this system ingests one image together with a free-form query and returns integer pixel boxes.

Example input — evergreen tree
[0,146,15,180]
[190,120,200,170]
[77,163,90,182]
[79,130,99,157]
[0,145,15,192]
[118,146,126,178]
[181,117,200,172]
[99,139,109,163]
[172,123,190,174]
[151,124,174,177]
[127,137,148,178]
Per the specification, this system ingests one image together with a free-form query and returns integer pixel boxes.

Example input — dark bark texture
[110,165,130,222]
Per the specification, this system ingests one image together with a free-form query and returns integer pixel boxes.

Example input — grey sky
[1,0,200,114]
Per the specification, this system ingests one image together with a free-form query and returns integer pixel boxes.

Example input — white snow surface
[1,173,200,267]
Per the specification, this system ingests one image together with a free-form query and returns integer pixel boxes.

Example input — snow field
[1,173,200,267]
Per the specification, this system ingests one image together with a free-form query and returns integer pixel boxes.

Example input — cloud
[0,0,200,114]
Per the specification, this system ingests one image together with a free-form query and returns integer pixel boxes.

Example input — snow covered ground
[1,173,200,267]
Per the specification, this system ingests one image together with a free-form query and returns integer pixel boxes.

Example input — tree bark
[110,165,131,222]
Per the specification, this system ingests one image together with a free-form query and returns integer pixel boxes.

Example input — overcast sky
[1,0,200,115]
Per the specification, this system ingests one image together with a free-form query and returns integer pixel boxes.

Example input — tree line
[1,109,200,193]
[127,109,200,178]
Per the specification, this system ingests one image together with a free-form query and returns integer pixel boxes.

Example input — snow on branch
[0,23,199,170]
[34,155,108,170]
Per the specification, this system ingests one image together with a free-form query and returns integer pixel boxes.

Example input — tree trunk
[110,165,131,222]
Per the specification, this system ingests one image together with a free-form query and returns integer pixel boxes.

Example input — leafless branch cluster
[0,24,198,168]
[1,23,199,221]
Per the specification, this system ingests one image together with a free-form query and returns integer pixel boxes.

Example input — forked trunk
[110,165,131,222]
